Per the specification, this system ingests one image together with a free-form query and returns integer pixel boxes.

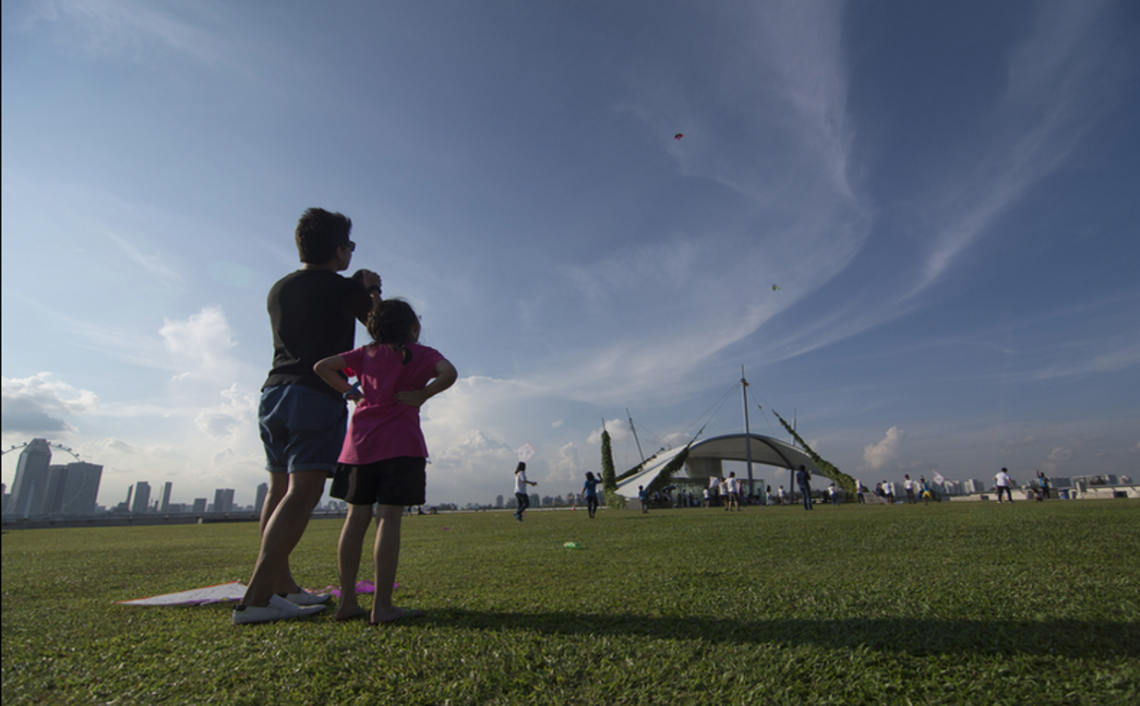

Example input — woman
[514,462,537,521]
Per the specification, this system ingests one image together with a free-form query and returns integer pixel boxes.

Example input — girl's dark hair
[366,298,418,364]
[586,472,596,481]
[516,462,526,473]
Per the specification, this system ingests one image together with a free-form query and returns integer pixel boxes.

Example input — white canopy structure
[614,433,820,498]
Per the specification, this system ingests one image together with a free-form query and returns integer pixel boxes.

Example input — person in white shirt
[724,473,740,511]
[513,462,537,521]
[827,483,838,505]
[708,476,722,508]
[993,467,1014,503]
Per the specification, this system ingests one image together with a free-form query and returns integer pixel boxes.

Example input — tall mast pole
[741,366,754,495]
[626,408,646,465]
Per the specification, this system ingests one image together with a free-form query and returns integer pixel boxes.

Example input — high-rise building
[213,488,235,513]
[131,482,151,514]
[42,464,72,515]
[192,498,207,513]
[161,482,173,513]
[59,462,103,515]
[9,439,53,517]
[254,483,268,514]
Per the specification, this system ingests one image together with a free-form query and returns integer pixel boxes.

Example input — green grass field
[3,501,1138,705]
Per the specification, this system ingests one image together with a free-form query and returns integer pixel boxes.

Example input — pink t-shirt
[337,343,445,465]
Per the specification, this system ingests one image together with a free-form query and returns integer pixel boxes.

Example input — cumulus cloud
[1,373,99,435]
[587,419,634,445]
[160,307,240,383]
[71,433,265,508]
[1047,447,1074,463]
[546,442,584,485]
[863,427,905,471]
[194,384,258,439]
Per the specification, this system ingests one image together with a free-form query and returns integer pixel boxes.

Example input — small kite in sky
[517,443,536,462]
[771,284,781,291]
[674,133,684,140]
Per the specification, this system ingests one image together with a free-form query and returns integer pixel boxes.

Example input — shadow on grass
[424,609,1139,658]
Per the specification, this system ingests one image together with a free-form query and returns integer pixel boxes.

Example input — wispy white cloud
[575,1,873,396]
[104,229,182,284]
[916,0,1122,291]
[24,0,234,68]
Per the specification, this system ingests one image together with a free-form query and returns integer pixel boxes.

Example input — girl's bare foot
[334,600,364,621]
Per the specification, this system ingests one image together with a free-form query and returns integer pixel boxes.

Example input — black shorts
[334,456,426,506]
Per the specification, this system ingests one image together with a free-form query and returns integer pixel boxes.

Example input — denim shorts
[259,384,347,473]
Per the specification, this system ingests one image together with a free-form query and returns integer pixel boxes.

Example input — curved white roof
[614,433,820,498]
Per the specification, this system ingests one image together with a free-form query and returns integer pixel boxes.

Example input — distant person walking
[904,475,916,504]
[827,483,839,505]
[638,485,650,513]
[582,472,602,518]
[1037,470,1052,500]
[235,207,381,625]
[778,485,788,505]
[708,476,722,507]
[315,298,457,624]
[994,468,1014,503]
[514,462,537,521]
[795,465,813,511]
[856,480,866,505]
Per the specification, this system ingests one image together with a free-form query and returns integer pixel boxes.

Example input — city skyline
[7,432,1122,518]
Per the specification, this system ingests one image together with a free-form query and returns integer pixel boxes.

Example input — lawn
[3,501,1138,705]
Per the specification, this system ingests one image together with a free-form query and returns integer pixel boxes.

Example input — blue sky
[3,0,1138,508]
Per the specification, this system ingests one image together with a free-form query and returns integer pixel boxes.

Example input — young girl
[513,462,536,521]
[314,298,457,624]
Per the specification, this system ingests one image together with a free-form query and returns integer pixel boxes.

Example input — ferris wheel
[3,440,92,518]
[2,440,82,461]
